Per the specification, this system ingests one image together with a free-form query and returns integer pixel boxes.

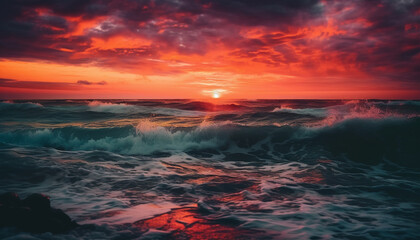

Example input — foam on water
[87,100,206,117]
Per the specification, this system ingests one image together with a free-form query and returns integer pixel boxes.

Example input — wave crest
[0,120,228,155]
[0,114,419,167]
[87,101,204,117]
[0,101,43,110]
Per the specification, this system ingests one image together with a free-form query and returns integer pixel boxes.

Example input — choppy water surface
[1,99,419,239]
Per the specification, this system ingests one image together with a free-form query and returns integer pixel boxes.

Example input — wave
[87,101,140,114]
[294,117,420,167]
[0,120,228,155]
[376,100,420,106]
[320,101,419,126]
[169,101,247,112]
[272,107,327,117]
[272,100,420,126]
[0,101,43,110]
[0,117,419,167]
[87,101,205,117]
[1,100,207,120]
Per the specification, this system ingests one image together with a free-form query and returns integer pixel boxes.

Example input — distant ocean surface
[1,99,419,239]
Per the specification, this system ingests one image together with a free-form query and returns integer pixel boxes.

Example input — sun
[203,89,226,98]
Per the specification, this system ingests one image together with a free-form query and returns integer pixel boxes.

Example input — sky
[0,0,419,99]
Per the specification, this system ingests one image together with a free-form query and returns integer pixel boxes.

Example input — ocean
[0,99,419,239]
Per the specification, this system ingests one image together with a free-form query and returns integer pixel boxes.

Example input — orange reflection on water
[135,207,200,231]
[134,206,262,240]
[293,169,325,184]
[162,162,227,177]
[172,222,253,240]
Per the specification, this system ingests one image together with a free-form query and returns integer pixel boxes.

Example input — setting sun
[212,92,220,99]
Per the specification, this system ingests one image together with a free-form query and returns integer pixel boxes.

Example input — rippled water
[0,99,419,239]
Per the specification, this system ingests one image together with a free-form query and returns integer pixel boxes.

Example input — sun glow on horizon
[202,89,228,99]
[212,92,220,98]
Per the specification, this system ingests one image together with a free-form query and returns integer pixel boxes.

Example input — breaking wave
[0,117,419,167]
[87,100,205,116]
[274,100,420,126]
[0,101,43,110]
[0,120,228,155]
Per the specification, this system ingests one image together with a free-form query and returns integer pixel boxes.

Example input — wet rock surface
[0,192,78,233]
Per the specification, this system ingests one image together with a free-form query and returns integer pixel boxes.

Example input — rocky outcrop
[0,192,78,233]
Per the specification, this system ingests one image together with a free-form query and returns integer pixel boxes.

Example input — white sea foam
[272,106,327,117]
[87,101,204,117]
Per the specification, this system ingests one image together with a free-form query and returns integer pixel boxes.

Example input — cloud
[0,78,79,90]
[0,0,419,87]
[0,0,324,62]
[77,80,107,85]
[0,78,107,90]
[199,0,324,26]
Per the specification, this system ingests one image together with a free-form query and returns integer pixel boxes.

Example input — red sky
[0,0,419,99]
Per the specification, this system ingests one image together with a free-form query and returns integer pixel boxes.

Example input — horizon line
[2,98,420,101]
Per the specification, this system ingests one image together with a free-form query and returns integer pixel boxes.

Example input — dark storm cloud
[319,0,420,82]
[0,0,324,62]
[0,0,95,64]
[0,0,109,20]
[200,0,323,26]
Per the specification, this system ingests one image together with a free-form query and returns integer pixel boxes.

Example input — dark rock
[0,192,78,233]
[0,192,20,207]
[22,193,50,212]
